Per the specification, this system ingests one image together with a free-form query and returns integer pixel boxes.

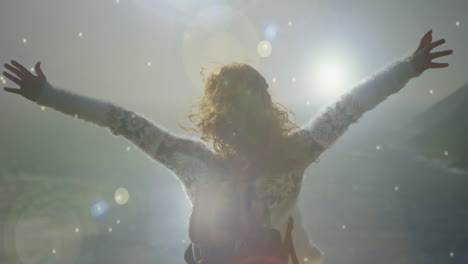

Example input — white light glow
[311,54,353,102]
[114,187,130,205]
[257,40,272,57]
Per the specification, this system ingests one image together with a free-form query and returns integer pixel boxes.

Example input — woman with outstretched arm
[2,30,452,264]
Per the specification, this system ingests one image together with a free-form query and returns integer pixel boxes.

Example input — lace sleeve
[291,52,419,165]
[36,82,214,191]
[107,105,214,193]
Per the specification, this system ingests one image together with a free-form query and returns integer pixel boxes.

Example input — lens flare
[181,6,259,88]
[90,198,109,220]
[263,23,278,41]
[257,40,272,57]
[11,198,82,264]
[114,187,130,205]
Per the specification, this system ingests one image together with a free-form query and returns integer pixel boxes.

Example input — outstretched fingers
[10,60,33,78]
[430,49,453,59]
[35,62,45,77]
[3,71,22,86]
[418,30,432,50]
[429,62,449,68]
[4,63,25,79]
[3,87,22,95]
[426,39,446,52]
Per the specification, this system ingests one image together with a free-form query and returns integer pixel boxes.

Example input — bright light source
[311,54,353,102]
[316,61,348,91]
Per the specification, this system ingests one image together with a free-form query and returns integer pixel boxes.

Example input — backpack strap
[283,216,299,264]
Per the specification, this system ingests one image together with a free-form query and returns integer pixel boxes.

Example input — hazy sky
[1,0,466,177]
[1,0,466,122]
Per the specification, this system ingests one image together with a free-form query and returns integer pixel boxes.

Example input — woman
[2,30,452,264]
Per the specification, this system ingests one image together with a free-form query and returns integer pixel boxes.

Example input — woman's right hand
[3,60,47,102]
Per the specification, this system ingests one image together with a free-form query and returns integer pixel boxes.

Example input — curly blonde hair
[180,62,310,174]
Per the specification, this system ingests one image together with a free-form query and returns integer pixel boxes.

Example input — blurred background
[0,0,467,263]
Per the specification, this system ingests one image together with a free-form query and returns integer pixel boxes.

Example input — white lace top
[35,53,418,263]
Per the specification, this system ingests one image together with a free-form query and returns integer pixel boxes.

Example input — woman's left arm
[291,30,452,164]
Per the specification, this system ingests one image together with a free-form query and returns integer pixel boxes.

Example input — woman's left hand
[412,30,453,75]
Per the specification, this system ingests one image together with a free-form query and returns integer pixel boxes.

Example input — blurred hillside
[402,82,468,172]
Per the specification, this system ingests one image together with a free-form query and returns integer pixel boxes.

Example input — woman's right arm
[37,80,112,128]
[3,61,215,191]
